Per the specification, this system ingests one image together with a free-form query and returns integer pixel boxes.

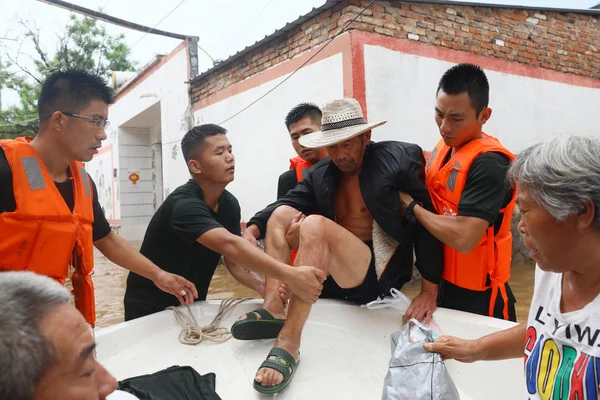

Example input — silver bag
[382,319,460,400]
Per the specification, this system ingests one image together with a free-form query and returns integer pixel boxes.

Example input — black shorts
[437,279,517,322]
[319,242,379,305]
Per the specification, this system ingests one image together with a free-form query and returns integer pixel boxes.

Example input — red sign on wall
[128,172,140,185]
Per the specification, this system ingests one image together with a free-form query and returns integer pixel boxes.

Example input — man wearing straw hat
[237,98,444,394]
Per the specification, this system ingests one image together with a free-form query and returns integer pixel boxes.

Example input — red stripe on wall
[351,30,600,89]
[350,31,368,119]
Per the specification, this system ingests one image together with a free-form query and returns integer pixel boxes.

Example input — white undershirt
[524,266,600,399]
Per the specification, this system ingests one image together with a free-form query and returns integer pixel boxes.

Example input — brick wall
[191,1,598,105]
[360,1,598,76]
[191,1,353,104]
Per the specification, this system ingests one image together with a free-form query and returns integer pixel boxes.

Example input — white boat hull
[96,299,525,399]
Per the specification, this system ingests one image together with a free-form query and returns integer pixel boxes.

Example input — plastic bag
[382,319,460,400]
[362,288,412,314]
[363,288,444,334]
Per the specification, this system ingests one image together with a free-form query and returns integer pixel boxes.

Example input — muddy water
[92,247,129,327]
[92,243,535,328]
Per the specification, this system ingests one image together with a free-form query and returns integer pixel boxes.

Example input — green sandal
[231,308,285,340]
[253,347,300,394]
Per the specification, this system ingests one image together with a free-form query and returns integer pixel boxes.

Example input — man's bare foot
[254,339,300,387]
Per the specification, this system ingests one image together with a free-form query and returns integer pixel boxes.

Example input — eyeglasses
[42,111,110,129]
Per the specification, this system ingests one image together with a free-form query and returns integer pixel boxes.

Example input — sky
[0,0,597,109]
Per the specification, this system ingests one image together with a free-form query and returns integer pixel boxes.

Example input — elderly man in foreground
[0,271,134,400]
[240,98,444,394]
[425,135,600,399]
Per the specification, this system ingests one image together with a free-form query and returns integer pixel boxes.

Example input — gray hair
[0,272,71,400]
[508,135,600,227]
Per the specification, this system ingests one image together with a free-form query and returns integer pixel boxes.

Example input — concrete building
[91,0,599,238]
[86,41,192,239]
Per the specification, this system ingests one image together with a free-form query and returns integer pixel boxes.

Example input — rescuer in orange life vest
[278,103,327,265]
[0,69,198,327]
[277,103,328,199]
[400,63,517,321]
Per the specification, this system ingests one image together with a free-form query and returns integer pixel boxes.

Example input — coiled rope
[167,298,253,345]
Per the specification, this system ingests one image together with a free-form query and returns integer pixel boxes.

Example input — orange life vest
[288,156,314,265]
[425,133,516,320]
[289,156,313,182]
[0,137,97,326]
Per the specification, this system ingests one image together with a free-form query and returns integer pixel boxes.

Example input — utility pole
[37,0,201,78]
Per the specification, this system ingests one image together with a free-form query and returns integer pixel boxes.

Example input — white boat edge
[96,299,525,400]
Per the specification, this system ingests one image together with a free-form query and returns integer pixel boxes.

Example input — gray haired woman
[425,135,600,398]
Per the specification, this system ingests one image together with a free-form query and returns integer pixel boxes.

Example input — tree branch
[95,30,108,75]
[0,41,42,84]
[55,29,72,70]
[18,20,50,69]
[0,115,39,137]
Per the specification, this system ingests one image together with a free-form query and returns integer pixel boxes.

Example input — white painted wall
[148,124,164,209]
[87,147,116,221]
[191,53,345,221]
[151,142,164,209]
[119,128,154,237]
[364,45,600,154]
[86,43,190,238]
[87,126,119,222]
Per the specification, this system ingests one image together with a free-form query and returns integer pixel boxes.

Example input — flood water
[92,242,535,328]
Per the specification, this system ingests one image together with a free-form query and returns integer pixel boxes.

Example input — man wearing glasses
[0,69,198,327]
[51,111,112,129]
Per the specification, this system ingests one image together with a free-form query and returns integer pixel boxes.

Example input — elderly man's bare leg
[260,206,300,316]
[231,206,300,340]
[254,215,372,392]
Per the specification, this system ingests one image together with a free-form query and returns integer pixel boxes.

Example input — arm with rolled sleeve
[400,145,444,284]
[396,145,444,324]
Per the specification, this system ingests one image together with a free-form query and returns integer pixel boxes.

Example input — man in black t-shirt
[400,63,517,321]
[124,124,326,321]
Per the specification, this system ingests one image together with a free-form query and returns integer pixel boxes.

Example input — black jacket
[248,141,444,296]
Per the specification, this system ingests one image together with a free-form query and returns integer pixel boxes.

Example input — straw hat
[298,98,387,148]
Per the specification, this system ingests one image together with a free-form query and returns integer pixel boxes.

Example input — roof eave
[190,0,599,83]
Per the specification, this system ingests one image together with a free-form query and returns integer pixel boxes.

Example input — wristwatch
[405,199,423,224]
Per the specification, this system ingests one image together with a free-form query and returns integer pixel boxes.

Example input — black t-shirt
[456,152,513,234]
[438,151,517,317]
[277,169,298,200]
[0,148,111,241]
[124,179,241,320]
